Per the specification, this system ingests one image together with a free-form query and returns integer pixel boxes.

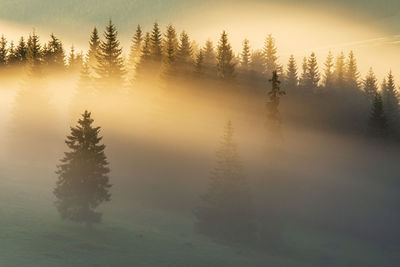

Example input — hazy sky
[0,0,399,79]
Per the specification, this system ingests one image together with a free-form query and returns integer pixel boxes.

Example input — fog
[1,55,400,266]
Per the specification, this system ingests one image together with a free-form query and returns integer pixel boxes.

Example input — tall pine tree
[54,111,111,228]
[266,71,285,135]
[382,71,400,131]
[96,20,125,88]
[195,120,257,243]
[240,39,251,70]
[216,31,235,80]
[87,27,100,74]
[363,68,378,102]
[263,34,279,79]
[150,22,163,61]
[322,51,334,88]
[368,91,387,137]
[128,25,143,74]
[284,55,298,90]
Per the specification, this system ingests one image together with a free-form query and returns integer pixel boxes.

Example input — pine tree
[266,71,285,134]
[250,50,266,74]
[67,45,81,70]
[27,31,42,74]
[135,32,152,80]
[96,20,125,88]
[345,51,360,90]
[177,31,192,64]
[194,50,204,75]
[162,24,179,78]
[363,68,378,102]
[240,39,251,70]
[263,34,279,79]
[194,121,257,243]
[0,35,8,66]
[203,39,216,66]
[299,56,307,88]
[216,31,235,80]
[8,41,19,65]
[333,52,345,89]
[284,55,298,89]
[305,52,320,90]
[43,34,65,68]
[382,71,399,129]
[150,22,163,61]
[368,92,387,137]
[87,27,100,73]
[15,37,28,65]
[54,111,111,228]
[322,51,334,88]
[128,25,143,73]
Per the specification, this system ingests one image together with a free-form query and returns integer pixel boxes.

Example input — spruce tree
[322,51,334,88]
[285,55,298,89]
[0,35,7,66]
[203,39,216,66]
[363,68,378,102]
[150,22,163,61]
[43,34,65,69]
[345,51,360,90]
[135,32,152,80]
[194,50,204,75]
[27,31,42,74]
[54,111,111,228]
[240,39,251,70]
[299,56,307,88]
[333,52,345,89]
[96,20,125,88]
[368,91,387,137]
[87,27,100,73]
[67,45,81,71]
[127,25,143,74]
[194,120,257,243]
[162,24,179,77]
[15,37,28,65]
[216,31,235,80]
[177,31,192,64]
[263,34,279,79]
[305,52,320,90]
[8,41,19,65]
[266,71,285,134]
[250,50,266,74]
[382,71,400,130]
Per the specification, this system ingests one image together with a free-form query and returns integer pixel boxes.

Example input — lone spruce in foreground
[54,111,111,228]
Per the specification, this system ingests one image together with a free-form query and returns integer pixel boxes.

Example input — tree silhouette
[240,39,251,70]
[363,68,378,102]
[263,34,280,79]
[95,20,125,89]
[382,71,399,131]
[0,35,7,66]
[322,51,334,88]
[345,51,360,90]
[368,91,387,137]
[305,52,320,91]
[266,71,285,135]
[216,31,235,80]
[333,52,346,89]
[87,27,100,73]
[54,111,111,229]
[43,34,65,69]
[128,24,143,74]
[195,121,257,243]
[150,22,163,61]
[284,55,298,90]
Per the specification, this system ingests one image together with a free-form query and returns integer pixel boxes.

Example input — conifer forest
[1,1,400,266]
